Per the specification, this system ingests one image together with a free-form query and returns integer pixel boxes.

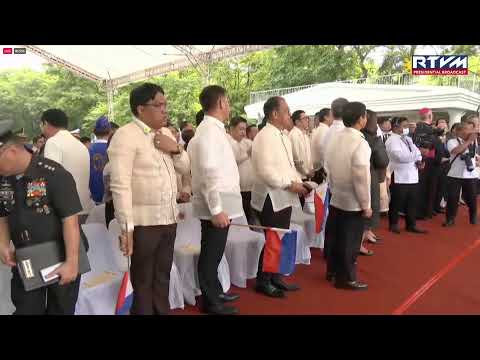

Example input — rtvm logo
[412,55,468,75]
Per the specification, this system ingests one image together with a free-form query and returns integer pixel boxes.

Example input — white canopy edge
[25,45,278,89]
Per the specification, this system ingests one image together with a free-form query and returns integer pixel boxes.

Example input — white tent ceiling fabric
[28,45,275,88]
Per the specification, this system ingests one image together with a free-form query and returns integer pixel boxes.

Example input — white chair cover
[290,223,311,265]
[74,223,184,314]
[85,204,106,227]
[225,216,265,288]
[174,203,230,306]
[0,264,14,315]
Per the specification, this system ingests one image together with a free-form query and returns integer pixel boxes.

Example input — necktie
[401,135,412,152]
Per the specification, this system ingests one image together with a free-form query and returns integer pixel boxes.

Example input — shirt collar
[203,115,226,131]
[134,118,153,136]
[345,127,365,139]
[265,122,285,136]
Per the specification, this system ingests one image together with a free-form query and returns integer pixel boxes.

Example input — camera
[460,153,475,172]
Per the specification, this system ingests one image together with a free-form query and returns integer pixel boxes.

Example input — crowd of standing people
[0,81,479,315]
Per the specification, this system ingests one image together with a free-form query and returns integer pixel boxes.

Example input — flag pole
[229,223,290,233]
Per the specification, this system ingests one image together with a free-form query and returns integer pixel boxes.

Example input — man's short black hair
[391,117,408,129]
[195,110,204,126]
[199,85,227,112]
[292,110,306,124]
[129,83,165,116]
[263,96,284,120]
[246,124,257,136]
[342,102,367,127]
[80,136,91,144]
[33,135,44,143]
[230,116,247,128]
[41,109,69,129]
[182,129,195,150]
[317,108,331,123]
[180,121,192,131]
[331,98,349,119]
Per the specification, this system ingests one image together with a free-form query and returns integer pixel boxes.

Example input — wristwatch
[172,145,182,155]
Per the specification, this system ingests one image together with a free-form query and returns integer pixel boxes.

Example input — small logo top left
[3,48,12,54]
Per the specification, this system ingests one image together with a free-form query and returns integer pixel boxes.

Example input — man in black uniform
[0,120,83,315]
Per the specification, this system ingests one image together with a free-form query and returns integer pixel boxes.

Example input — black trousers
[11,267,81,315]
[324,206,364,283]
[435,163,449,211]
[418,160,438,218]
[256,196,292,285]
[446,177,477,222]
[241,191,253,225]
[389,179,419,229]
[130,224,176,315]
[199,220,229,307]
[105,200,115,228]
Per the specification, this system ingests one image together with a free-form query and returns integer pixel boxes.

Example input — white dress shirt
[385,133,422,184]
[251,122,302,213]
[227,135,255,192]
[311,122,329,169]
[447,138,479,179]
[289,126,313,179]
[324,127,371,211]
[321,119,345,172]
[188,115,243,220]
[43,129,94,215]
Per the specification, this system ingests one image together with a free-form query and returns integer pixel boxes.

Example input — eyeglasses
[143,103,165,109]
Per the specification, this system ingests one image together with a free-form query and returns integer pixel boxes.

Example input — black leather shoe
[470,217,477,225]
[271,278,300,291]
[389,224,401,234]
[255,283,285,298]
[443,220,455,227]
[218,293,240,303]
[434,208,445,214]
[406,227,428,234]
[334,280,368,291]
[359,249,374,256]
[326,272,335,282]
[203,304,239,315]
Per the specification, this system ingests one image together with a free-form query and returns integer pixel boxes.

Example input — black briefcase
[15,240,91,292]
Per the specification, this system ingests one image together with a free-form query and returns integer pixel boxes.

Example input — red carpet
[172,203,480,315]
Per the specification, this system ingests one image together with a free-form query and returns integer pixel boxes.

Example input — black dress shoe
[218,293,240,303]
[334,280,368,291]
[358,249,374,256]
[203,304,239,315]
[434,208,445,214]
[443,220,455,227]
[271,278,300,291]
[326,272,335,282]
[406,227,428,234]
[470,217,477,225]
[389,224,401,234]
[255,283,285,298]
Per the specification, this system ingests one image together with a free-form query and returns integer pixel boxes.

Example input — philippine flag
[262,229,297,275]
[115,271,134,315]
[314,185,330,234]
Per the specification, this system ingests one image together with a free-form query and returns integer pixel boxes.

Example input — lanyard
[401,136,412,152]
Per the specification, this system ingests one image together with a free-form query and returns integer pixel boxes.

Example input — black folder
[15,240,91,291]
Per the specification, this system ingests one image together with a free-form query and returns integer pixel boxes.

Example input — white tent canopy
[26,45,275,88]
[244,82,480,125]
